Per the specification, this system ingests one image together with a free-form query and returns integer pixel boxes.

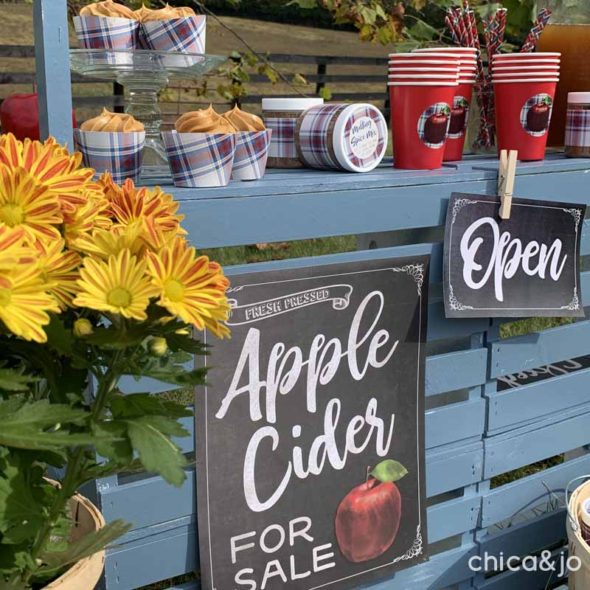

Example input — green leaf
[44,316,73,356]
[288,0,318,8]
[0,399,119,451]
[39,519,130,574]
[126,416,188,486]
[371,460,408,483]
[0,473,44,542]
[85,325,146,350]
[0,368,37,393]
[92,421,133,465]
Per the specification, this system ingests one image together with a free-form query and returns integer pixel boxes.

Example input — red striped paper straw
[521,8,552,53]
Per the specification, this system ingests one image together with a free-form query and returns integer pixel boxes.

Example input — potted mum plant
[0,134,230,589]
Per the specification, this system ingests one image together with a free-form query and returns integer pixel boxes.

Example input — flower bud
[73,318,94,337]
[149,337,168,357]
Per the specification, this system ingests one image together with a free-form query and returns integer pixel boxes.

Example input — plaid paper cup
[140,16,206,54]
[162,131,236,188]
[73,16,139,51]
[74,129,145,183]
[232,130,272,181]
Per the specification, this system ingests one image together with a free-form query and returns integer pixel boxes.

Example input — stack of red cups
[388,52,460,169]
[491,52,561,160]
[413,47,478,161]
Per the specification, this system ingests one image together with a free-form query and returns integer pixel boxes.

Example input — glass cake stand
[70,49,226,167]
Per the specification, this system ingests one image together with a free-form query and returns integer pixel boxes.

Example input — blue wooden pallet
[33,3,590,589]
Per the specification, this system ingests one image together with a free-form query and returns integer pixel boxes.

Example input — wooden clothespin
[498,149,518,220]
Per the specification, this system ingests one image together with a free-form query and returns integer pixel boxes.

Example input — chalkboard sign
[196,256,429,590]
[444,193,586,318]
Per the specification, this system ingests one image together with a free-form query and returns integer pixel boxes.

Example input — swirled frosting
[134,3,196,22]
[222,106,265,132]
[80,108,145,132]
[175,106,237,134]
[79,1,135,19]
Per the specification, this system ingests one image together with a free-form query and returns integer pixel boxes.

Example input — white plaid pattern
[297,104,348,170]
[417,102,451,148]
[264,117,298,159]
[520,93,553,137]
[140,16,206,54]
[73,16,139,50]
[232,130,272,181]
[566,108,590,148]
[73,129,145,183]
[162,131,236,188]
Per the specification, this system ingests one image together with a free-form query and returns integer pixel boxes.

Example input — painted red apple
[423,108,450,145]
[335,459,407,563]
[526,102,551,133]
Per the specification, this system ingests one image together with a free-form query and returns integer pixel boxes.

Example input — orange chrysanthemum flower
[0,134,98,215]
[146,237,230,337]
[100,175,185,248]
[0,166,62,243]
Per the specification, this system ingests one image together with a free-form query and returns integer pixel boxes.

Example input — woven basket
[42,486,106,589]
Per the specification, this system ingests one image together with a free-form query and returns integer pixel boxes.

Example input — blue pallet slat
[490,318,590,378]
[426,442,483,497]
[428,495,481,544]
[487,368,590,432]
[425,349,487,397]
[481,454,590,527]
[105,524,197,590]
[33,0,73,147]
[478,509,567,560]
[427,399,486,449]
[484,403,590,478]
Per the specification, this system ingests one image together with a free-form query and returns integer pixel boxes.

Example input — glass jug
[536,1,590,146]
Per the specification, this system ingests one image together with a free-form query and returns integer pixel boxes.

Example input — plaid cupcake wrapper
[73,129,145,184]
[232,130,272,181]
[417,102,451,149]
[140,16,206,54]
[74,16,139,51]
[566,109,590,148]
[265,117,298,159]
[520,93,554,138]
[162,131,236,188]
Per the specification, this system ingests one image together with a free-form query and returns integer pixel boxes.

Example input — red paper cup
[388,74,459,80]
[494,80,557,161]
[493,72,560,78]
[389,67,459,74]
[389,52,461,59]
[443,82,474,162]
[389,84,456,169]
[493,65,560,71]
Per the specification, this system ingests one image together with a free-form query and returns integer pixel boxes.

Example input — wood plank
[426,442,483,497]
[479,509,567,560]
[427,399,486,449]
[484,403,590,478]
[33,0,73,147]
[428,495,481,544]
[426,349,487,396]
[490,319,590,378]
[487,368,590,432]
[481,454,590,527]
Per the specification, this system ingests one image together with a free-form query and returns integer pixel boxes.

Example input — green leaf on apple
[371,459,408,483]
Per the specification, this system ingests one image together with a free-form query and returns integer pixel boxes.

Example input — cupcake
[162,106,237,188]
[74,1,139,50]
[136,3,207,54]
[74,109,146,183]
[222,107,272,181]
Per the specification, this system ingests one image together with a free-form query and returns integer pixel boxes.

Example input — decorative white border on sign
[202,263,426,590]
[448,197,583,313]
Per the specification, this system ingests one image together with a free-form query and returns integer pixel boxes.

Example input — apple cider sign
[196,256,429,590]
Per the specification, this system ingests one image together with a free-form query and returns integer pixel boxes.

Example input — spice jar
[565,92,590,157]
[262,98,324,168]
[295,103,388,172]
